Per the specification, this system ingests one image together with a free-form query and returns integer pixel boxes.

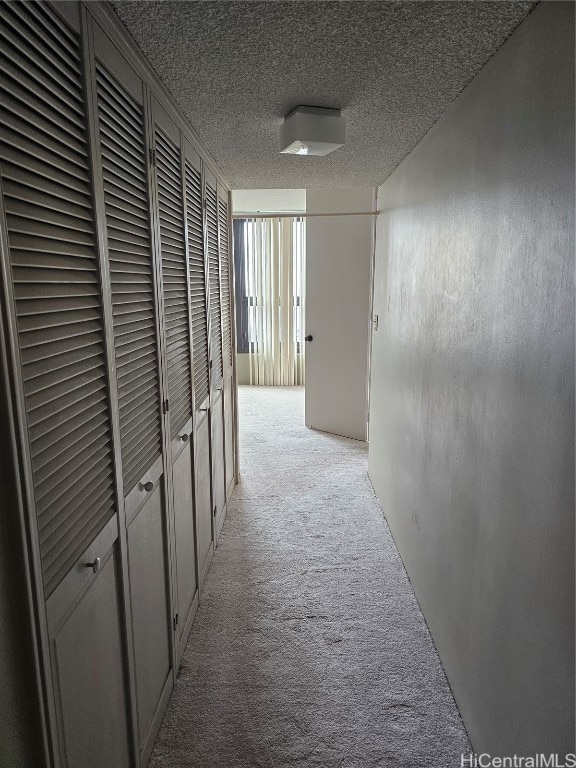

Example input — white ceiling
[111,1,536,189]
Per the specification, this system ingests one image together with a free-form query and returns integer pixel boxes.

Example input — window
[233,216,305,385]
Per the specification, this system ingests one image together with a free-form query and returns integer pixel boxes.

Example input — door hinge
[162,398,169,414]
[173,614,179,631]
[213,506,217,517]
[149,148,156,166]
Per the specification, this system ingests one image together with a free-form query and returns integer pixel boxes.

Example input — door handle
[180,433,190,442]
[84,557,101,574]
[305,335,313,342]
[141,480,154,492]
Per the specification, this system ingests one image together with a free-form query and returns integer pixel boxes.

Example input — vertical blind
[242,217,305,386]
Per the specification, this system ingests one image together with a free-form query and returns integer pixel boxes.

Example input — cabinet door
[205,171,226,539]
[92,24,172,762]
[0,2,131,765]
[184,143,214,589]
[48,521,131,768]
[218,189,236,501]
[153,101,199,656]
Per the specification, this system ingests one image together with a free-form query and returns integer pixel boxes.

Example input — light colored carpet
[150,386,471,768]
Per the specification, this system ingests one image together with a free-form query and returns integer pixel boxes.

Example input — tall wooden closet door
[205,169,226,540]
[92,25,172,762]
[0,3,131,766]
[153,101,198,657]
[184,141,213,588]
[218,185,236,501]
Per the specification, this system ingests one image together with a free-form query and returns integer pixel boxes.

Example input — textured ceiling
[110,1,535,189]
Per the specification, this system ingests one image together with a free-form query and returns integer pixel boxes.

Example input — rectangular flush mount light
[280,106,345,156]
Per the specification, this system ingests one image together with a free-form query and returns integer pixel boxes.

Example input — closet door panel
[185,145,209,416]
[94,43,162,498]
[184,141,213,586]
[172,439,197,650]
[93,27,172,759]
[153,101,198,647]
[206,174,227,540]
[195,414,214,586]
[206,173,223,392]
[218,188,235,499]
[0,0,117,596]
[51,536,130,768]
[211,397,226,541]
[205,170,226,537]
[155,106,192,439]
[126,483,171,750]
[0,5,133,765]
[223,377,235,497]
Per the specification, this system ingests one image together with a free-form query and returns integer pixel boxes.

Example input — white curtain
[244,216,305,385]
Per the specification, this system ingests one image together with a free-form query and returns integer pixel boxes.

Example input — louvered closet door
[0,3,131,766]
[153,101,198,657]
[184,141,213,589]
[205,170,226,539]
[93,25,172,762]
[218,186,236,501]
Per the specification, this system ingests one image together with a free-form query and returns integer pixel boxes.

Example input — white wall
[305,188,373,441]
[369,2,574,754]
[232,188,305,214]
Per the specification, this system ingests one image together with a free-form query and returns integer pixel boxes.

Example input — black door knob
[305,335,313,342]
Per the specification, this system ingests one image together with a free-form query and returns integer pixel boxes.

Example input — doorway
[233,215,306,386]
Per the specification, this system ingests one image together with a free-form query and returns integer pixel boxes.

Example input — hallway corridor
[150,386,470,768]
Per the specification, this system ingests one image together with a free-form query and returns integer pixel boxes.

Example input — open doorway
[233,212,306,386]
[232,187,374,442]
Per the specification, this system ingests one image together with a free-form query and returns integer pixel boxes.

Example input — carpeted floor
[149,386,471,768]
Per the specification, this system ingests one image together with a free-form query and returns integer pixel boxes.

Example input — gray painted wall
[368,1,574,755]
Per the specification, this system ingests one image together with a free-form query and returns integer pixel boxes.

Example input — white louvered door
[0,1,238,764]
[153,101,199,660]
[92,25,173,764]
[184,140,214,588]
[205,170,226,540]
[218,186,236,502]
[0,2,132,766]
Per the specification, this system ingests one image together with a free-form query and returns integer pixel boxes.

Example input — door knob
[141,481,154,492]
[305,335,313,342]
[181,433,190,442]
[85,557,101,574]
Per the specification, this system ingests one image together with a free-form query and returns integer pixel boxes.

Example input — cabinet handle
[141,481,154,492]
[85,557,101,574]
[305,334,313,342]
[181,433,190,442]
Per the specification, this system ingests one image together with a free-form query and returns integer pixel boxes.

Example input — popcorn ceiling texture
[148,387,471,767]
[110,1,535,189]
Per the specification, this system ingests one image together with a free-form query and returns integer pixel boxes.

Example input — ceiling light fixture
[279,106,345,157]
